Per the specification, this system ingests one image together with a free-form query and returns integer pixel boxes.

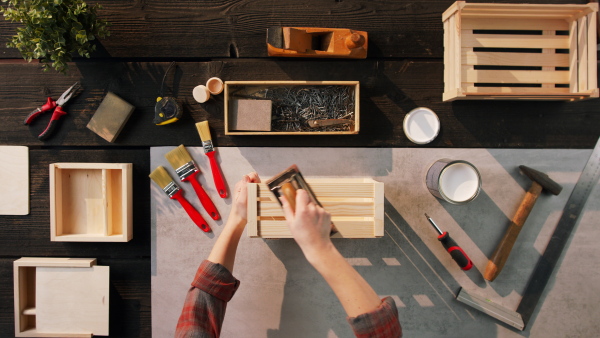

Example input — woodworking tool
[149,166,210,232]
[154,62,183,125]
[267,26,368,59]
[484,165,562,282]
[165,145,220,220]
[458,137,600,330]
[24,82,80,140]
[266,164,337,235]
[196,121,228,198]
[425,213,472,270]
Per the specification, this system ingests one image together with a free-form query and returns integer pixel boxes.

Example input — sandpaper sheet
[151,147,600,338]
[0,146,28,215]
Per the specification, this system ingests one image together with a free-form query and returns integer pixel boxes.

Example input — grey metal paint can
[426,159,482,205]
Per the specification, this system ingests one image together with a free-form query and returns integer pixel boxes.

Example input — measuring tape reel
[154,62,183,125]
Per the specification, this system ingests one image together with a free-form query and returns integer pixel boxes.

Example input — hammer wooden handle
[484,181,543,281]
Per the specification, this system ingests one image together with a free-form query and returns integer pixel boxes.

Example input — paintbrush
[149,165,211,232]
[196,121,227,198]
[164,145,220,220]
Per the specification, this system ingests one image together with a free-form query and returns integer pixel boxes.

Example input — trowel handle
[281,182,297,212]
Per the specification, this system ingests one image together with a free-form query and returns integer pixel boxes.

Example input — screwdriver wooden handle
[484,181,543,281]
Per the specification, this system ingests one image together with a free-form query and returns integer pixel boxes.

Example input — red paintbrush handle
[206,151,227,198]
[171,190,211,232]
[188,173,221,220]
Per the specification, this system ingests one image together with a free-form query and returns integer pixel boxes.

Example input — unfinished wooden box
[50,163,132,242]
[14,257,109,337]
[224,81,360,135]
[443,1,598,101]
[247,178,383,238]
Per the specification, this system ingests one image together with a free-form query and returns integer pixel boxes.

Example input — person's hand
[230,172,260,224]
[281,189,333,261]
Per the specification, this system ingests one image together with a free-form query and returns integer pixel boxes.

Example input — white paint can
[426,159,481,205]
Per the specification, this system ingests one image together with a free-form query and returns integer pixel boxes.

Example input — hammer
[484,165,562,282]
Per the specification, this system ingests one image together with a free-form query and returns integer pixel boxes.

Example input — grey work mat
[151,147,600,338]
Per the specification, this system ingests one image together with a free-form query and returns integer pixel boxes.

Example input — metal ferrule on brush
[175,161,198,181]
[202,140,214,153]
[163,181,181,198]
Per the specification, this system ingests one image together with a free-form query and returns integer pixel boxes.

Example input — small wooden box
[224,81,360,135]
[50,163,133,242]
[14,257,109,337]
[443,1,598,101]
[247,178,383,238]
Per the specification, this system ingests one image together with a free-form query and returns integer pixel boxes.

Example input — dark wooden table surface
[1,0,599,337]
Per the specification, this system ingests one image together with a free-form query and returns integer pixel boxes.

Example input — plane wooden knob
[346,33,365,49]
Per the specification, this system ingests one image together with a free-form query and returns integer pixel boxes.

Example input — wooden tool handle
[281,182,297,212]
[484,182,543,281]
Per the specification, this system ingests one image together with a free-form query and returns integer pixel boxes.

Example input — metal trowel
[266,164,338,235]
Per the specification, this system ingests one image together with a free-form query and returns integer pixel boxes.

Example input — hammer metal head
[519,165,563,195]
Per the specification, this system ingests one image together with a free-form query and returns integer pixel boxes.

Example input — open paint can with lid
[426,159,481,205]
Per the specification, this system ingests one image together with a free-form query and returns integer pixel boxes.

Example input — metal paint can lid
[403,107,440,144]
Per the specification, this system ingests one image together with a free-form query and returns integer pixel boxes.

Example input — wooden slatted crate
[443,1,598,101]
[247,178,384,238]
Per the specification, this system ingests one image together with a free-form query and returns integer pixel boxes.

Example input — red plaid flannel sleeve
[175,260,240,338]
[347,297,402,338]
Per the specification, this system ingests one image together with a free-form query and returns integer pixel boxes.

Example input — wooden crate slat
[462,50,569,67]
[459,4,594,12]
[258,201,375,217]
[462,31,569,49]
[578,15,589,92]
[257,182,376,198]
[461,18,570,31]
[257,219,376,238]
[462,68,569,84]
[587,11,598,94]
[463,86,570,95]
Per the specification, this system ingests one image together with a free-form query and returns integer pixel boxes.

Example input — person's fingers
[280,195,295,224]
[247,172,260,183]
[295,189,310,213]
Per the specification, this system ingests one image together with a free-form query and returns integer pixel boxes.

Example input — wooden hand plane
[267,26,367,59]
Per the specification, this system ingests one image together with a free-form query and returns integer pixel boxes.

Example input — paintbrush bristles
[149,166,175,188]
[196,121,212,142]
[165,144,193,168]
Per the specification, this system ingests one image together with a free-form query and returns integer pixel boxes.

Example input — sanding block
[87,92,135,142]
[266,164,337,235]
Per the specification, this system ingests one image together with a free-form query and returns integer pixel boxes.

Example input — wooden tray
[247,178,383,238]
[13,257,109,337]
[443,1,598,101]
[50,163,132,242]
[224,81,360,135]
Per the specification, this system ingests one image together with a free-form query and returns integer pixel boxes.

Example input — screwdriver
[425,213,473,271]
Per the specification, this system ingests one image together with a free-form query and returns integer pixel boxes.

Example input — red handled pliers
[24,82,81,140]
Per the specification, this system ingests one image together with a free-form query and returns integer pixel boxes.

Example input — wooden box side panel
[36,266,109,336]
[247,183,259,237]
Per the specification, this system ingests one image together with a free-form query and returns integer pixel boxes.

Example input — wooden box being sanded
[50,163,133,242]
[13,257,109,337]
[224,81,359,135]
[247,178,383,238]
[443,1,598,101]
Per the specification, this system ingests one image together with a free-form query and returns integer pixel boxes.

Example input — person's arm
[281,189,401,337]
[176,172,260,338]
[208,172,260,272]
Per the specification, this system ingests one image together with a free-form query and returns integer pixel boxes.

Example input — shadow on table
[263,198,502,337]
